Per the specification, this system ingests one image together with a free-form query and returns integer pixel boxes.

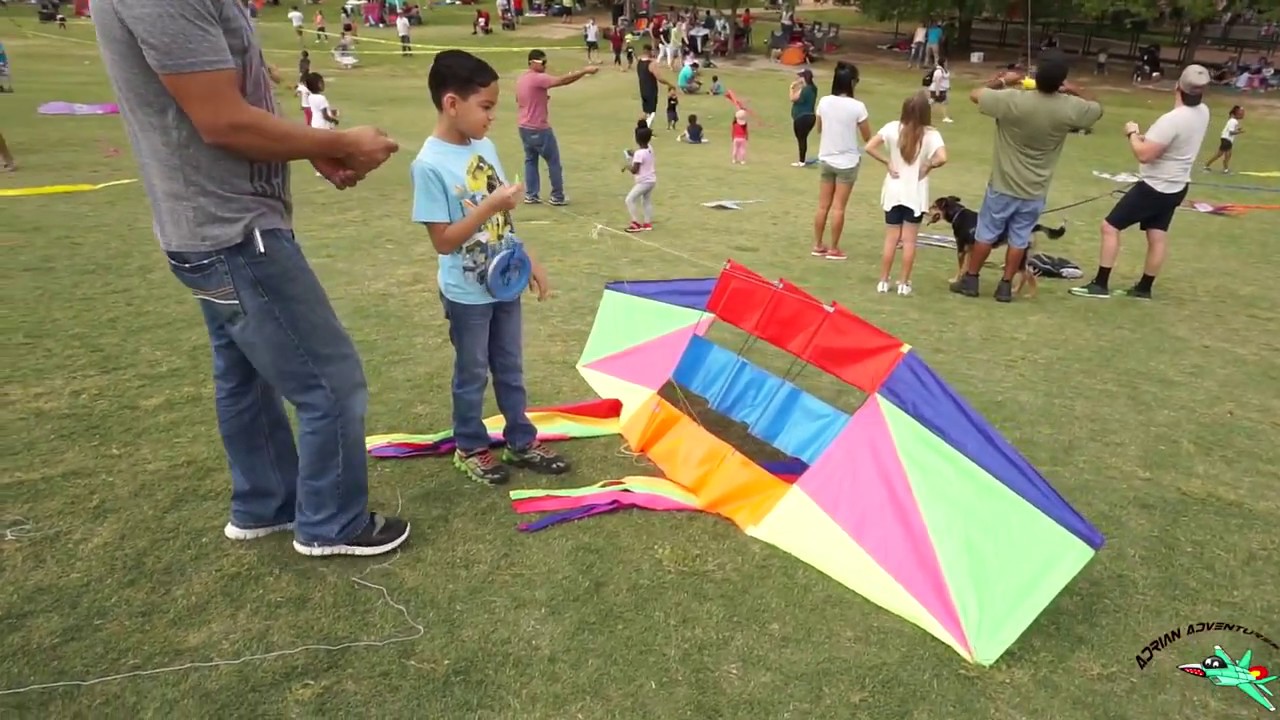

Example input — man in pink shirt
[515,49,598,205]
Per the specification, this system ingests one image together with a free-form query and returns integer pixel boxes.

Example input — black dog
[926,195,1066,296]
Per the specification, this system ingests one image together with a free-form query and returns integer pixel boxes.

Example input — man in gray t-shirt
[1071,64,1211,301]
[95,0,410,557]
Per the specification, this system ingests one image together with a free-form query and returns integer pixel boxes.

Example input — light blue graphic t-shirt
[677,65,695,87]
[411,136,517,305]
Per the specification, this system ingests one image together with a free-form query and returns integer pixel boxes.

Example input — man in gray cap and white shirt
[1071,64,1212,300]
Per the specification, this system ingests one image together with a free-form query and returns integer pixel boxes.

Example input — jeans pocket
[167,252,243,311]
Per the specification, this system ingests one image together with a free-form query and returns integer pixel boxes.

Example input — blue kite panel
[604,278,716,311]
[671,335,849,466]
[878,351,1105,551]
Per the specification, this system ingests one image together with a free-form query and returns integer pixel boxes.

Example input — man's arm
[970,72,1013,105]
[115,0,358,164]
[550,65,598,88]
[1124,118,1169,164]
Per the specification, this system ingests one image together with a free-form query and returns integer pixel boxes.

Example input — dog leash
[1041,187,1131,215]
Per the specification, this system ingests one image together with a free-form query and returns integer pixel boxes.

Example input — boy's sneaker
[625,221,644,233]
[1068,283,1111,298]
[897,281,913,296]
[502,442,570,475]
[824,249,847,261]
[1117,285,1152,300]
[949,273,980,297]
[994,279,1013,303]
[640,223,653,231]
[810,246,828,257]
[454,449,511,485]
[524,195,541,204]
[548,197,569,206]
[876,279,891,293]
[292,513,411,558]
[224,521,294,541]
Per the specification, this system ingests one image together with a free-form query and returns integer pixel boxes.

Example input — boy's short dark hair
[712,75,719,81]
[304,72,324,93]
[688,113,698,123]
[428,50,499,111]
[636,127,653,146]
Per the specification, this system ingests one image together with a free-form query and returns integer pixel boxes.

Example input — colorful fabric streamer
[1239,171,1280,178]
[365,398,621,458]
[510,461,810,532]
[1183,200,1280,216]
[37,102,120,115]
[0,179,138,198]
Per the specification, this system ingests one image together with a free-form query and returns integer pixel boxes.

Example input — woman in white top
[811,61,872,261]
[862,91,947,295]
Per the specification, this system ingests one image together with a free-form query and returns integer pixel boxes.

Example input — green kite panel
[880,399,1097,666]
[576,290,708,367]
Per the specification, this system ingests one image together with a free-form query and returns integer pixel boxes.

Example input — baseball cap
[796,68,812,81]
[1178,64,1211,95]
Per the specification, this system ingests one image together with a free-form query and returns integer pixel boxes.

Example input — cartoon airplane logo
[1179,645,1277,711]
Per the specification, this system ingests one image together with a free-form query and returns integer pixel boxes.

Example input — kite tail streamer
[517,502,629,532]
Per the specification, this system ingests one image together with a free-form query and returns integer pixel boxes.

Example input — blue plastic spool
[486,241,531,302]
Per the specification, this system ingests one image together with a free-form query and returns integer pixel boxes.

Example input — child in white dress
[862,91,948,296]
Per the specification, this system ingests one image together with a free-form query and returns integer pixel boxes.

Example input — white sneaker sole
[224,521,295,541]
[292,522,411,558]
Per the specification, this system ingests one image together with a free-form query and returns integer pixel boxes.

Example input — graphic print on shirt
[230,0,289,206]
[456,154,517,290]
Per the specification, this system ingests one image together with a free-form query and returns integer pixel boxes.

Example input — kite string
[0,488,425,698]
[3,517,50,541]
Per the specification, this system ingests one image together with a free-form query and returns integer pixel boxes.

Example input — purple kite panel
[604,278,717,311]
[878,352,1105,551]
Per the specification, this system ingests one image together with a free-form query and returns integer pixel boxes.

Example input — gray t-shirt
[1139,103,1210,194]
[94,0,291,252]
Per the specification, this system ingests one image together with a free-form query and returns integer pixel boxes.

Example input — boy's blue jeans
[517,126,565,203]
[441,295,538,454]
[165,229,370,546]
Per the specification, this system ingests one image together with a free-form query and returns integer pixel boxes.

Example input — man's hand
[338,126,400,176]
[583,65,600,75]
[487,182,526,212]
[528,259,551,301]
[1124,121,1141,136]
[311,158,360,189]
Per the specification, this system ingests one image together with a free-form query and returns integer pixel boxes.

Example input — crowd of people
[85,0,1251,559]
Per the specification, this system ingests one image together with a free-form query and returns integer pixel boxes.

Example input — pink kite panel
[794,396,971,656]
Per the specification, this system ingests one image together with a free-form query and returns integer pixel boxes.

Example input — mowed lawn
[2,7,1279,718]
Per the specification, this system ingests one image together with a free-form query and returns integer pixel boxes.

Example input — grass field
[3,6,1279,718]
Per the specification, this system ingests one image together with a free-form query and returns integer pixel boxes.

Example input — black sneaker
[454,449,511,485]
[548,197,569,207]
[523,196,541,205]
[1117,285,1152,300]
[1068,283,1111,298]
[994,279,1013,303]
[293,513,410,557]
[502,442,570,475]
[949,273,979,297]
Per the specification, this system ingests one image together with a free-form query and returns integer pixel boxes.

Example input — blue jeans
[441,295,538,454]
[975,184,1047,250]
[518,126,565,202]
[165,230,370,545]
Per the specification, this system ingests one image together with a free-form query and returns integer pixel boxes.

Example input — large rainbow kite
[368,260,1105,666]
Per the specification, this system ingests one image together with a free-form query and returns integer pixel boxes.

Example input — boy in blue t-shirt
[410,50,569,486]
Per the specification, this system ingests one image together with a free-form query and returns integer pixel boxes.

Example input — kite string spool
[0,489,424,697]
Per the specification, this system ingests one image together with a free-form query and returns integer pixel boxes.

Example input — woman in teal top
[789,68,818,167]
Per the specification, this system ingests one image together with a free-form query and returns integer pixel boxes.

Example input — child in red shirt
[731,109,749,164]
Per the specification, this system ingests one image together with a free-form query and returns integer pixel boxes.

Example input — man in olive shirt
[952,54,1103,303]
